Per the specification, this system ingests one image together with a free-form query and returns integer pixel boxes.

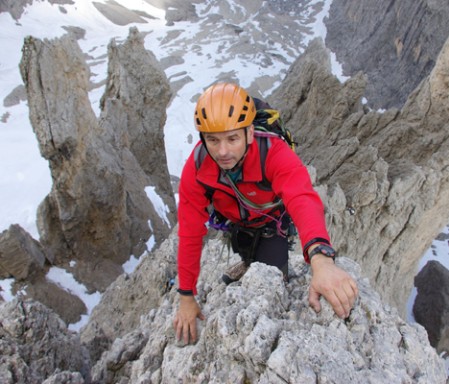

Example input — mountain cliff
[1,0,449,382]
[269,36,449,321]
[325,0,449,110]
[1,28,449,382]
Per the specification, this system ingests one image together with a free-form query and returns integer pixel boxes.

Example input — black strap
[230,225,262,266]
[177,288,194,296]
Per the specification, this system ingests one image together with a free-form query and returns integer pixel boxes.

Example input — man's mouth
[217,158,235,168]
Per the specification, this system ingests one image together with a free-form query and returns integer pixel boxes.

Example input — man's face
[203,125,254,170]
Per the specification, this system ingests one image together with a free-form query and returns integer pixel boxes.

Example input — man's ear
[247,124,255,144]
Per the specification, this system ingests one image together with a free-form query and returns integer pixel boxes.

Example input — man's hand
[173,295,205,344]
[309,254,358,319]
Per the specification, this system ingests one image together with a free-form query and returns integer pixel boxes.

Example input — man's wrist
[308,244,337,263]
[310,252,335,266]
[177,288,194,296]
[303,238,331,260]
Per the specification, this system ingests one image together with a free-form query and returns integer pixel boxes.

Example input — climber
[173,82,358,344]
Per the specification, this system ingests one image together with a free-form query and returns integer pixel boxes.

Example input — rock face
[0,233,447,382]
[80,228,178,362]
[0,224,46,280]
[0,299,89,384]
[0,15,448,384]
[0,0,74,20]
[0,224,86,324]
[269,36,449,320]
[413,260,449,355]
[325,0,449,110]
[100,28,176,218]
[82,235,447,383]
[18,28,176,292]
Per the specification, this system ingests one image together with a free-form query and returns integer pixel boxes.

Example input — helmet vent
[201,108,207,119]
[238,114,246,122]
[228,105,234,117]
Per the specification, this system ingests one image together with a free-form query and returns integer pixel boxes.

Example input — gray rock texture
[82,235,447,383]
[92,0,152,26]
[2,84,26,107]
[0,233,447,382]
[1,2,449,381]
[0,299,89,384]
[0,224,87,324]
[100,27,176,219]
[325,0,449,110]
[413,260,449,355]
[0,224,47,280]
[270,36,449,320]
[18,29,175,293]
[0,0,74,20]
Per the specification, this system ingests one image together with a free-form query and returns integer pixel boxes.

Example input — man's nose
[217,141,229,155]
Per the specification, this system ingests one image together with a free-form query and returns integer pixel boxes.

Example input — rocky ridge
[0,27,176,324]
[84,237,446,383]
[269,36,449,323]
[1,232,447,383]
[1,0,449,382]
[1,29,448,382]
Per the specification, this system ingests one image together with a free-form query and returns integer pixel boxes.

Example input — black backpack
[252,97,296,151]
[251,98,296,191]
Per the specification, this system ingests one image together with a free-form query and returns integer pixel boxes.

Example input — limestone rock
[84,236,447,383]
[146,0,201,26]
[0,0,75,21]
[100,26,177,237]
[0,225,87,325]
[92,1,151,26]
[0,0,33,20]
[0,299,89,384]
[19,29,175,292]
[270,37,449,319]
[42,371,84,384]
[325,0,449,110]
[0,224,47,280]
[413,260,449,355]
[80,228,178,361]
[3,84,26,107]
[22,275,87,325]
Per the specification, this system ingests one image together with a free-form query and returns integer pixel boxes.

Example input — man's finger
[174,316,182,341]
[324,290,347,318]
[334,288,352,318]
[308,286,322,313]
[189,321,197,343]
[350,279,359,298]
[342,281,357,309]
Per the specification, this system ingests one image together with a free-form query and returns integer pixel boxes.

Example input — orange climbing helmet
[194,83,256,133]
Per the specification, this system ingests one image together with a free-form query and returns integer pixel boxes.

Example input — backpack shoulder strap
[255,135,272,191]
[194,143,215,201]
[194,143,208,170]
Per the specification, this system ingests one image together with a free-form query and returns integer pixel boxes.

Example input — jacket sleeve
[265,139,331,262]
[177,148,210,294]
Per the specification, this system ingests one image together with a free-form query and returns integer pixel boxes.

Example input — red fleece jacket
[177,136,330,294]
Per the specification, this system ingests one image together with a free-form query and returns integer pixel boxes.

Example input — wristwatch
[308,244,337,262]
